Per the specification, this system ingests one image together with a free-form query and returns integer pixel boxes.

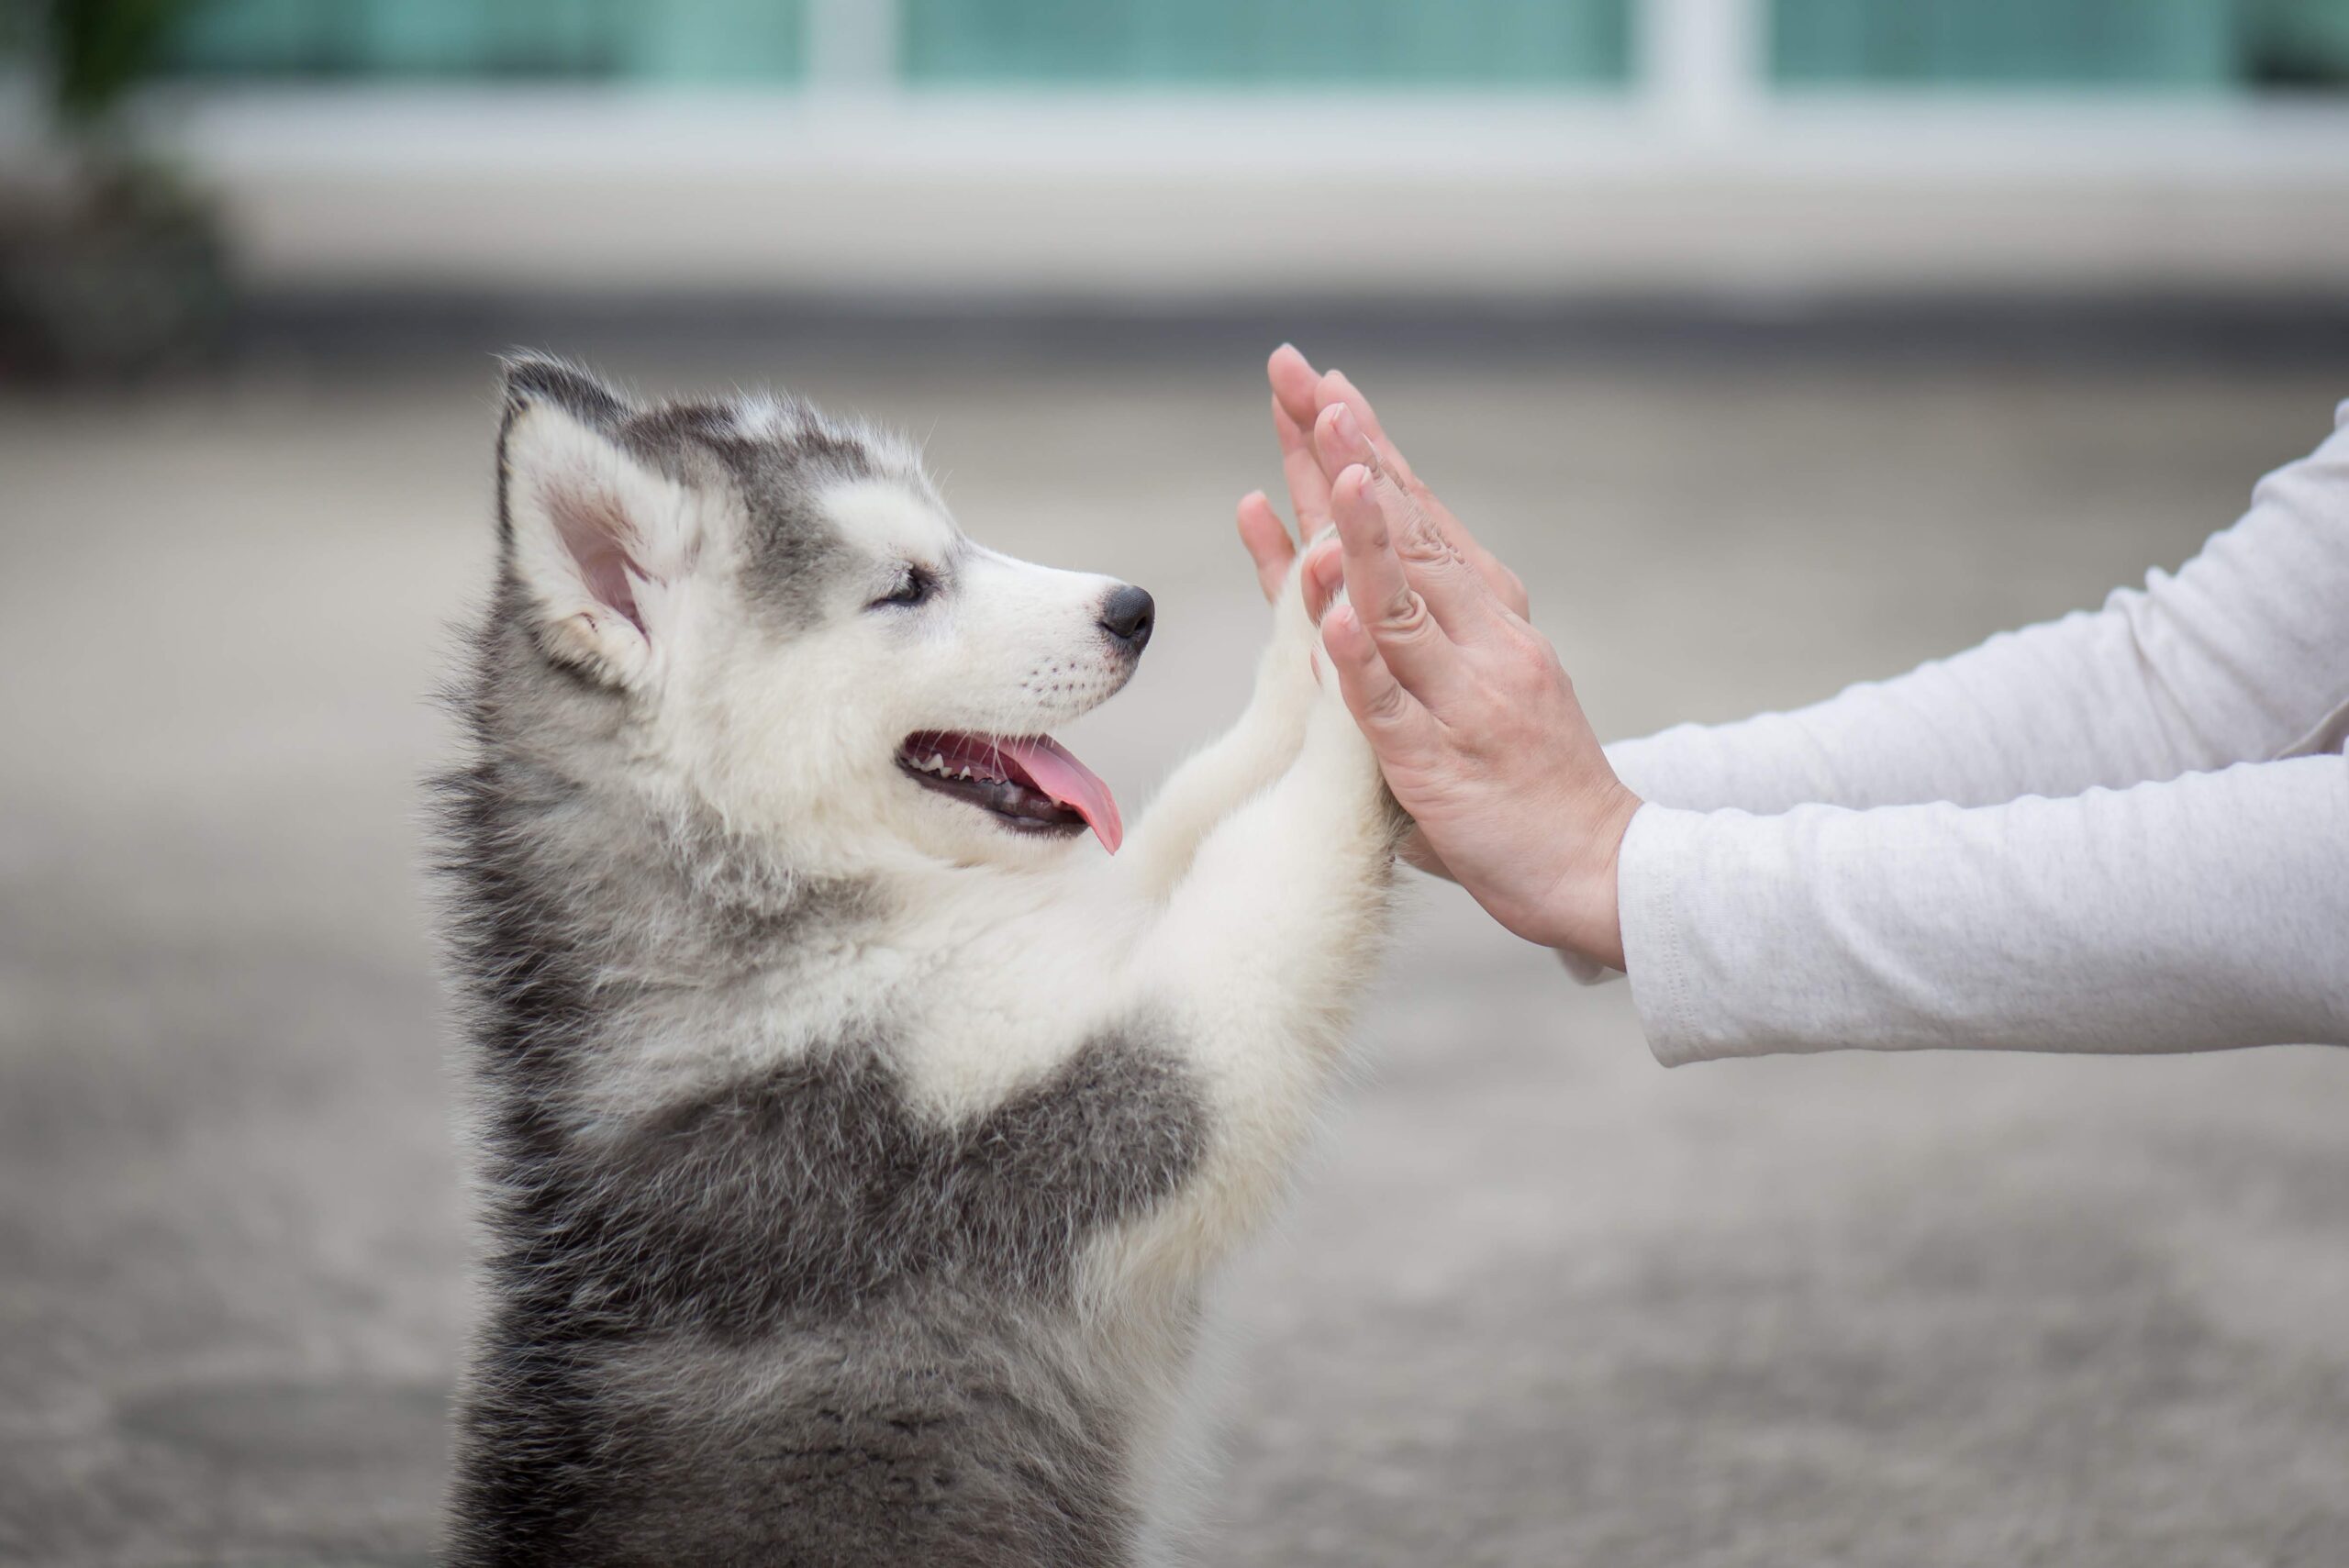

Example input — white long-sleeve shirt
[1594,400,2349,1066]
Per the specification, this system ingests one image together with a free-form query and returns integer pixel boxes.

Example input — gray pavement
[3,343,2345,1566]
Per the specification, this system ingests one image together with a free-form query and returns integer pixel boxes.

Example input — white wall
[9,0,2349,300]
[123,88,2349,300]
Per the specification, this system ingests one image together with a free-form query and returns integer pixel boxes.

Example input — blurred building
[33,0,2349,299]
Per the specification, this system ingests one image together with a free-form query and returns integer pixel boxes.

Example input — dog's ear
[496,354,703,688]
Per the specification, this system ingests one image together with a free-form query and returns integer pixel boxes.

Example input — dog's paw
[1300,633,1411,848]
[1248,528,1333,719]
[1271,528,1330,659]
[1300,653,1376,767]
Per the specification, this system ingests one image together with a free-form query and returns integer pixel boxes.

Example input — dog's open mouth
[897,730,1123,853]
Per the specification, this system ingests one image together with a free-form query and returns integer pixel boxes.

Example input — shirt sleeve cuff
[1614,803,1714,1067]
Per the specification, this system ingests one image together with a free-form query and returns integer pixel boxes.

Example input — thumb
[1236,490,1295,605]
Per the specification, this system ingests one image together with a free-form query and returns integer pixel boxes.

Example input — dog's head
[487,354,1148,870]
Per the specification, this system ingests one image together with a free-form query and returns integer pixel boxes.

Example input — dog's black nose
[1098,584,1155,655]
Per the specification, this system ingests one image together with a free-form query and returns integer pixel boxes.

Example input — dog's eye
[870,564,937,611]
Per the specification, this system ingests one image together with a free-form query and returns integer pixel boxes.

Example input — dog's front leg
[1118,546,1327,898]
[1106,672,1408,1284]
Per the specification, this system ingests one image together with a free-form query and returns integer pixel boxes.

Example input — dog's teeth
[907,749,1014,786]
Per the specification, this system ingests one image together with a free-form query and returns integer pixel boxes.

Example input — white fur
[504,399,713,689]
[504,401,1398,1548]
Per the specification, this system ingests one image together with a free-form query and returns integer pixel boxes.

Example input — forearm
[1605,606,2208,815]
[1122,668,1308,895]
[1123,578,1320,897]
[1618,756,2349,1064]
[1611,403,2349,815]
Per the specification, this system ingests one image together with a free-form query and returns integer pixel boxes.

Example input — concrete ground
[3,337,2344,1567]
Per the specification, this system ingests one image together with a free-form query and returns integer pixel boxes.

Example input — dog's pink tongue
[1001,735,1122,853]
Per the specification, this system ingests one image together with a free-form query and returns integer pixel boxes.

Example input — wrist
[1537,784,1641,970]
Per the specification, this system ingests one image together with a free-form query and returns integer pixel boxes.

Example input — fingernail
[1331,403,1363,448]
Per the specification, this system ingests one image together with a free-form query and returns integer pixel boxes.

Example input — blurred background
[4,3,2348,1565]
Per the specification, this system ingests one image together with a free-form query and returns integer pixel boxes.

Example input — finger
[1319,408,1500,640]
[1469,546,1531,620]
[1313,394,1530,620]
[1267,342,1322,435]
[1377,470,1507,641]
[1272,394,1332,539]
[1314,369,1417,486]
[1235,490,1296,605]
[1328,458,1472,706]
[1311,397,1377,485]
[1300,535,1342,624]
[1322,602,1444,762]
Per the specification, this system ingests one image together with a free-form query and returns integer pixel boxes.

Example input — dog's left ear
[496,354,703,689]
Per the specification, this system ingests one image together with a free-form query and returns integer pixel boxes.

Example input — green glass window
[167,0,806,82]
[152,0,2349,93]
[900,0,1633,86]
[1768,0,2291,90]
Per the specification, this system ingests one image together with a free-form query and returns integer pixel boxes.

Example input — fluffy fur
[433,355,1405,1566]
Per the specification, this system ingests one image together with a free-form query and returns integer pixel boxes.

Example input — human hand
[1300,405,1641,969]
[1235,346,1537,879]
[1235,344,1527,618]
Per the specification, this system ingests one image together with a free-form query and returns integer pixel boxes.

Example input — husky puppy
[435,355,1404,1566]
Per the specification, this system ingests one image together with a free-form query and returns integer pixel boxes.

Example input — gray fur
[436,358,1209,1566]
[496,352,931,635]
